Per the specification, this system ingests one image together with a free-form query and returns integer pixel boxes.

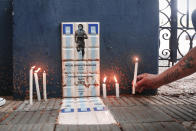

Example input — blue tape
[78,108,91,112]
[61,108,74,113]
[63,24,73,34]
[94,106,105,111]
[88,24,98,34]
[77,98,91,112]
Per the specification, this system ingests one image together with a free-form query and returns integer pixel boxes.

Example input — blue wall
[13,0,159,98]
[0,0,13,95]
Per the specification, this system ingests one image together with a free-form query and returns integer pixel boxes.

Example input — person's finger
[135,85,142,92]
[137,86,145,93]
[137,74,144,80]
[135,84,139,92]
[135,78,145,89]
[138,87,144,93]
[137,73,147,81]
[135,81,145,93]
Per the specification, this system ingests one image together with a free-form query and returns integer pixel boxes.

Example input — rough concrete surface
[158,66,196,98]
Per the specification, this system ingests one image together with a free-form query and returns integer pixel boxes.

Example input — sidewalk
[0,95,196,131]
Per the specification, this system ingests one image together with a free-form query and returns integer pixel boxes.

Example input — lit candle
[132,57,139,94]
[102,77,107,98]
[29,66,35,105]
[43,71,47,101]
[34,68,41,101]
[114,76,119,97]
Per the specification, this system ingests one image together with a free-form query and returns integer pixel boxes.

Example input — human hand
[134,73,161,93]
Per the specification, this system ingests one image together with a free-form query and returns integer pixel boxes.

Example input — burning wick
[102,77,107,98]
[29,66,36,105]
[114,76,119,98]
[34,68,41,101]
[132,57,139,94]
[135,57,139,62]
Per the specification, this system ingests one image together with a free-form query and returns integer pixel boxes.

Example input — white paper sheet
[57,97,116,125]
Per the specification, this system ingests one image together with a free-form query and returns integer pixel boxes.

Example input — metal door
[159,0,196,67]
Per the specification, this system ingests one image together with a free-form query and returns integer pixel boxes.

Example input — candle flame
[135,57,139,62]
[31,66,36,69]
[44,70,46,73]
[103,77,107,83]
[35,68,41,73]
[114,76,118,83]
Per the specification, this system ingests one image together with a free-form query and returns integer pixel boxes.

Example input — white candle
[114,76,119,97]
[34,68,41,101]
[43,71,47,101]
[103,77,107,98]
[29,66,35,105]
[132,57,139,94]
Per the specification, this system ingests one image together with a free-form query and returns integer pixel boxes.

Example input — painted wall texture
[0,0,13,95]
[13,0,159,98]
